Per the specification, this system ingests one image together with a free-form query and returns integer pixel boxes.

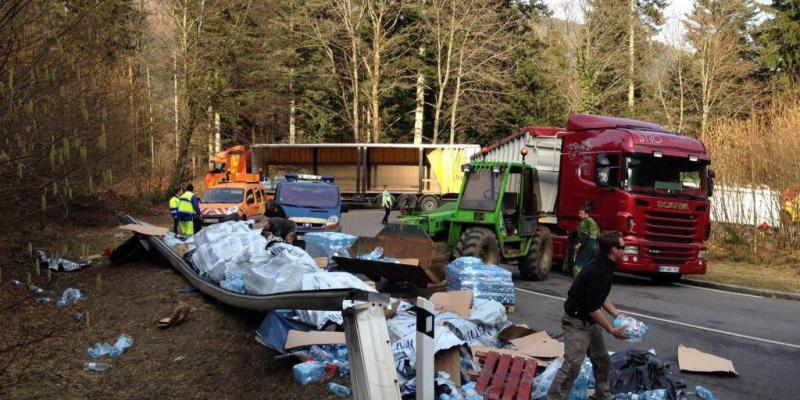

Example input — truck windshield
[278,184,340,209]
[460,169,501,211]
[202,188,244,203]
[625,155,707,199]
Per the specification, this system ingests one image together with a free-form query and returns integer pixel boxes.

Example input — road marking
[514,286,800,350]
[674,283,763,299]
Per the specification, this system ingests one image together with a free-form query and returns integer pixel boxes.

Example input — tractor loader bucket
[350,223,450,283]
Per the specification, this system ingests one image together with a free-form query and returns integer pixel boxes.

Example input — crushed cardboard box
[498,324,537,343]
[678,344,737,375]
[435,347,462,386]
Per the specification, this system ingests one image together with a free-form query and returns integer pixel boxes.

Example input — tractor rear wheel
[519,227,553,281]
[455,227,500,265]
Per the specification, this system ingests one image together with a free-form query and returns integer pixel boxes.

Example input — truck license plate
[658,266,680,273]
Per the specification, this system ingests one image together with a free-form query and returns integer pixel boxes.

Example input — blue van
[275,175,344,242]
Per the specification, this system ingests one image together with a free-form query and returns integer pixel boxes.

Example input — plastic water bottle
[309,345,333,362]
[327,382,352,397]
[293,361,325,385]
[109,334,133,357]
[567,362,590,400]
[83,362,112,372]
[694,386,717,400]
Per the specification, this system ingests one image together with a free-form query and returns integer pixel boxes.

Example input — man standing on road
[573,205,600,278]
[547,230,628,400]
[381,185,393,225]
[169,188,181,234]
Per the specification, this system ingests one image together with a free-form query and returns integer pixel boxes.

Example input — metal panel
[344,303,402,400]
[482,132,562,214]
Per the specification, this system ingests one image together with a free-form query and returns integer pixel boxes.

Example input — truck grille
[646,245,693,265]
[644,211,697,244]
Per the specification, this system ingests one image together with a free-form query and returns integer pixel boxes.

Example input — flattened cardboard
[678,345,737,375]
[284,330,346,350]
[470,345,551,367]
[435,347,462,386]
[118,224,169,237]
[510,331,564,359]
[430,290,473,318]
[399,258,420,266]
[174,243,190,257]
[498,325,537,343]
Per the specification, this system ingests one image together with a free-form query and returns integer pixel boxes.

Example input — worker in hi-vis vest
[381,185,393,225]
[176,184,201,236]
[169,188,181,234]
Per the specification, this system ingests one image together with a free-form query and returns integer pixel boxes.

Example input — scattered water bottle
[327,382,352,397]
[88,343,114,359]
[360,246,384,260]
[83,362,112,372]
[56,288,83,307]
[461,382,482,400]
[567,361,590,400]
[293,361,325,385]
[694,386,717,400]
[109,334,133,357]
[35,297,52,304]
[309,345,334,362]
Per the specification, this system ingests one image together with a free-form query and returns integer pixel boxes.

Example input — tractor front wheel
[519,227,553,281]
[455,227,500,265]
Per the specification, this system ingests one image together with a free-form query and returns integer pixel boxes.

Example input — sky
[541,0,768,44]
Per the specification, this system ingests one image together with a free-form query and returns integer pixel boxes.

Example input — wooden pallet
[475,351,538,400]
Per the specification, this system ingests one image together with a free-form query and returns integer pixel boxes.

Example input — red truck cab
[482,114,713,282]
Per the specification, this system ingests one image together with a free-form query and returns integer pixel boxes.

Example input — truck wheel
[397,194,418,212]
[419,195,440,212]
[652,273,683,285]
[455,227,500,265]
[519,227,553,281]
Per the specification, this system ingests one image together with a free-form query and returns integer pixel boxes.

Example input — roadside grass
[697,259,800,294]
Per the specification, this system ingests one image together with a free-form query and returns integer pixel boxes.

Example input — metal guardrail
[118,213,388,311]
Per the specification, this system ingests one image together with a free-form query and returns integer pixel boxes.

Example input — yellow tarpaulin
[427,148,466,195]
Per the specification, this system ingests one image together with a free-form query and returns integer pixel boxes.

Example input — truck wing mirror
[341,203,350,213]
[707,169,715,197]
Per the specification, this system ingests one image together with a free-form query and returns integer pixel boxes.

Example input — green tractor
[390,160,554,281]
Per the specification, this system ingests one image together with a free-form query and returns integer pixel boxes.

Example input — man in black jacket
[547,230,629,400]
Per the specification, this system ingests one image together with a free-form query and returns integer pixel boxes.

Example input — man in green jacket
[573,205,600,278]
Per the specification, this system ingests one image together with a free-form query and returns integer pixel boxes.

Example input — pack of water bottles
[612,315,649,342]
[445,257,515,305]
[303,231,358,260]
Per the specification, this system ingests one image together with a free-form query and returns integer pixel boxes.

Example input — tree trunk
[413,70,424,145]
[145,65,155,171]
[449,57,464,144]
[351,37,360,143]
[627,0,635,112]
[173,52,179,156]
[207,105,214,162]
[214,112,220,151]
[289,99,296,144]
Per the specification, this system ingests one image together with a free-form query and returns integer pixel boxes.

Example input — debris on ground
[327,382,352,397]
[56,288,83,307]
[157,302,193,329]
[610,350,678,399]
[34,249,91,272]
[88,334,134,358]
[83,361,113,372]
[12,279,49,295]
[693,385,718,400]
[677,345,737,375]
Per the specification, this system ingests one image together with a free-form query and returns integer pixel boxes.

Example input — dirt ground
[0,207,339,400]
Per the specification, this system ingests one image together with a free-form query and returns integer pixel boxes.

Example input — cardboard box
[314,257,329,268]
[510,331,564,359]
[435,347,462,386]
[284,330,346,350]
[430,290,473,318]
[118,224,169,236]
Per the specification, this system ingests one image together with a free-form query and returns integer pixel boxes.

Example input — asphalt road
[342,210,800,400]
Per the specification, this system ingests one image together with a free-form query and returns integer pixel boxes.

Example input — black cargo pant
[547,315,611,400]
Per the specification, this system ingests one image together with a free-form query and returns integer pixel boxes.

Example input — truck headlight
[327,216,339,225]
[226,206,239,215]
[698,250,708,260]
[624,245,639,255]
